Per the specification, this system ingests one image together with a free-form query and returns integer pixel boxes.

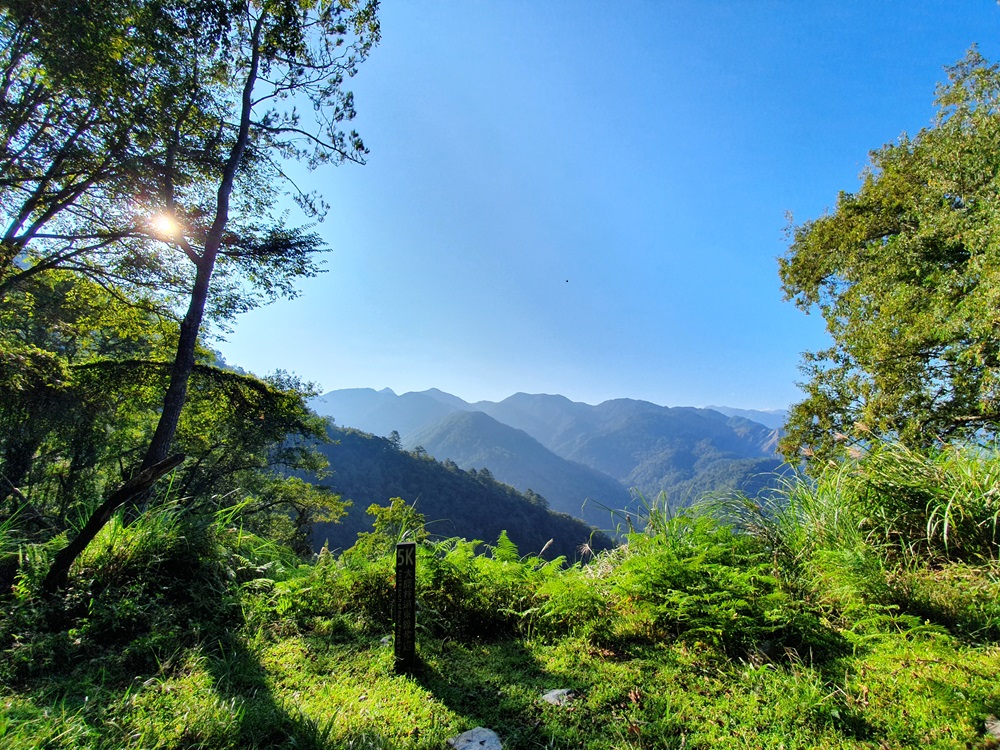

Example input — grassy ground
[4,624,1000,749]
[5,442,1000,748]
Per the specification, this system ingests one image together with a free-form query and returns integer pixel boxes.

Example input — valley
[311,388,788,532]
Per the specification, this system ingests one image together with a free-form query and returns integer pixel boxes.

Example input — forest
[4,1,1000,748]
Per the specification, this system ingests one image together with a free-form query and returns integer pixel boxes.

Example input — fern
[491,530,520,563]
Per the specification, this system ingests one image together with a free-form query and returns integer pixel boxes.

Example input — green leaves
[490,530,520,563]
[781,48,1000,458]
[0,0,381,587]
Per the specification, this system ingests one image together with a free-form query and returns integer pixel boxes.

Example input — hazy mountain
[705,405,788,431]
[310,425,612,560]
[311,387,460,438]
[418,388,480,411]
[477,396,781,500]
[568,411,776,500]
[310,387,394,426]
[406,410,632,528]
[479,393,601,455]
[311,388,787,517]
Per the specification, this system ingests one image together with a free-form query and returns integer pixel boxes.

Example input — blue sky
[217,1,1000,410]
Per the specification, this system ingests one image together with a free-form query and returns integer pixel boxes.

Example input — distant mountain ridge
[311,389,787,525]
[407,410,631,528]
[704,405,788,431]
[311,387,465,438]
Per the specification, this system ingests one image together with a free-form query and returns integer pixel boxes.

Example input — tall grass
[706,440,1000,636]
[714,440,1000,564]
[856,441,1000,561]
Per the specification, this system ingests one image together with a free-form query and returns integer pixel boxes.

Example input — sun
[151,213,180,237]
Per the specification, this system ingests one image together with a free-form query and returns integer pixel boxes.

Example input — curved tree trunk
[42,16,265,592]
[42,453,184,594]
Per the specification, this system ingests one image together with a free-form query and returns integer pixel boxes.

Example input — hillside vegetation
[3,440,1000,748]
[404,410,632,528]
[307,424,614,560]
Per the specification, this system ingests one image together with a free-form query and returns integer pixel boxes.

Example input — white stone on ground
[446,726,502,750]
[986,715,1000,739]
[540,688,576,706]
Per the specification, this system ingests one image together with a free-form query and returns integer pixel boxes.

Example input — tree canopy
[780,48,1000,459]
[0,0,380,591]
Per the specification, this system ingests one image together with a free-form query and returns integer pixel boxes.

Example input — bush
[852,441,1000,563]
[710,442,1000,638]
[532,563,613,641]
[415,534,560,639]
[0,502,247,685]
[605,516,842,658]
[889,561,1000,640]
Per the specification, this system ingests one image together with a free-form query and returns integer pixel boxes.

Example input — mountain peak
[506,391,574,401]
[415,388,472,409]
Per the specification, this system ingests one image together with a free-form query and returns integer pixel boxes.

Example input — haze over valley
[310,388,787,532]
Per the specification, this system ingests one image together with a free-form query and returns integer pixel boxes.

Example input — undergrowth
[2,442,1000,748]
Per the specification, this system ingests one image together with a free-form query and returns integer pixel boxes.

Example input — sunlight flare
[151,213,180,238]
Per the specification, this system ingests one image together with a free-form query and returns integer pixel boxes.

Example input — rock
[986,715,1000,739]
[446,727,502,750]
[540,688,576,706]
[380,635,392,647]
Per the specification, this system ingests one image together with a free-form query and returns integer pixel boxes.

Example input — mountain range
[311,389,788,527]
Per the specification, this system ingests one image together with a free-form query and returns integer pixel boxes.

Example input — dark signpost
[394,541,417,674]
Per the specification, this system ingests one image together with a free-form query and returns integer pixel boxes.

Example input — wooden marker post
[394,541,417,673]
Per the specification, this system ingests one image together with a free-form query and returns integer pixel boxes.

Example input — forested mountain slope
[312,389,785,513]
[309,425,613,560]
[406,410,631,528]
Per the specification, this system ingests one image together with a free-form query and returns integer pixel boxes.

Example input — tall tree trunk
[42,16,265,591]
[139,13,263,471]
[139,255,214,470]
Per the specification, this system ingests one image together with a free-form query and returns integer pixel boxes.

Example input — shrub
[416,533,562,639]
[606,516,842,658]
[889,561,1000,640]
[710,442,1000,636]
[0,501,248,684]
[533,563,613,641]
[851,441,1000,563]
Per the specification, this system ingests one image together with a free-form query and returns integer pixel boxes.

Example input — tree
[134,0,379,474]
[0,0,379,462]
[0,271,340,590]
[780,49,1000,459]
[0,0,198,301]
[346,497,427,560]
[3,0,382,590]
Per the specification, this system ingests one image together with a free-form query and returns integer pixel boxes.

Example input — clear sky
[216,1,1000,410]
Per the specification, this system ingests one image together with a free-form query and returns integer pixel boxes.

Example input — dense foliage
[4,448,1000,747]
[781,49,1000,458]
[0,0,379,589]
[4,10,1000,750]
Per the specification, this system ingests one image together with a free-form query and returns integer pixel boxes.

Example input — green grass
[4,444,1000,748]
[4,626,1000,749]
